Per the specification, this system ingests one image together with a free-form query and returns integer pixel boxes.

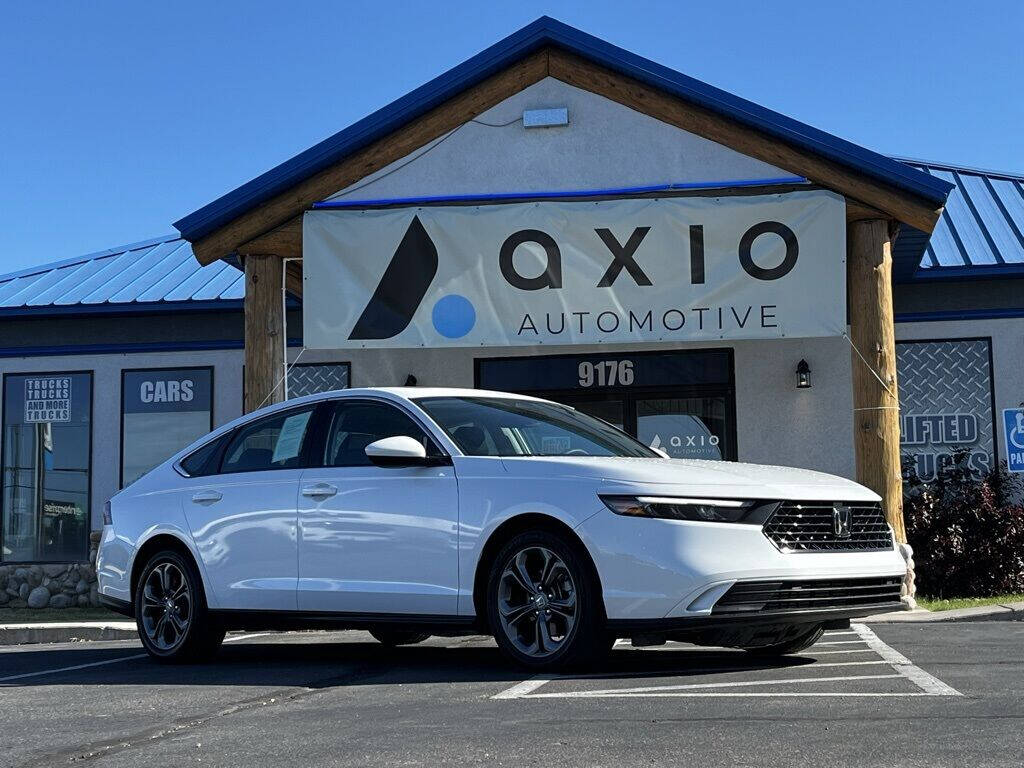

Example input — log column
[847,219,905,542]
[243,253,285,413]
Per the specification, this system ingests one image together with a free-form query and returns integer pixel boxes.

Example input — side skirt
[209,609,482,636]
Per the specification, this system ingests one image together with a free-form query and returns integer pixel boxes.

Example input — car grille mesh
[762,501,892,552]
[712,576,903,615]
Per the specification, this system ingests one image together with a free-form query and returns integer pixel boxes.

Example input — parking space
[494,624,961,700]
[1,623,1021,768]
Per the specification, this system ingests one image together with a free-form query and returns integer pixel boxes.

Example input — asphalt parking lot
[2,623,1022,768]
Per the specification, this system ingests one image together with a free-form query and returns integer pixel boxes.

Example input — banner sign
[24,377,72,423]
[1005,409,1024,473]
[303,190,846,349]
[897,339,995,480]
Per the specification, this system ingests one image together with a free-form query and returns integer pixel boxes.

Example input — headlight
[599,495,779,524]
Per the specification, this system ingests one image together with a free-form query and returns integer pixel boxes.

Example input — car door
[182,404,317,611]
[297,398,459,615]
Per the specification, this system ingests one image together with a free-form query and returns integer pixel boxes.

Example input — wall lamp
[796,359,811,389]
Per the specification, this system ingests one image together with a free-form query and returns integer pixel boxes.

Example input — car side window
[179,436,225,477]
[221,407,315,474]
[325,401,443,467]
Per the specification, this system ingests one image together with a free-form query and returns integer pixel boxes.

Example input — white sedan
[97,387,906,669]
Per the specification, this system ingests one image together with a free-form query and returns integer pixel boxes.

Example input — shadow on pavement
[2,635,819,689]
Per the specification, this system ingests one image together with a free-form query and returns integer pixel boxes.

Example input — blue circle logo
[431,294,476,339]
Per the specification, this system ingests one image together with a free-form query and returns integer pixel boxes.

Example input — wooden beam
[243,253,286,413]
[239,218,303,260]
[547,49,943,233]
[192,50,550,264]
[847,219,905,542]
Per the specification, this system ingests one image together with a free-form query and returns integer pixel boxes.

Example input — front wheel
[486,530,607,670]
[134,549,224,664]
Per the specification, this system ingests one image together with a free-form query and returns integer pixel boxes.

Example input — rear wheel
[134,549,224,663]
[369,629,431,646]
[486,530,606,670]
[742,625,823,656]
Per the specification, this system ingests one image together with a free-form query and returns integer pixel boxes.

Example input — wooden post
[243,253,285,413]
[848,219,905,542]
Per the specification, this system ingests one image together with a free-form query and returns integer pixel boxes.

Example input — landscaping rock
[18,583,29,600]
[75,579,89,595]
[27,586,50,609]
[42,564,67,578]
[48,594,71,609]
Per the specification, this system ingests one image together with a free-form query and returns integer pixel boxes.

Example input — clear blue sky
[1,0,1021,273]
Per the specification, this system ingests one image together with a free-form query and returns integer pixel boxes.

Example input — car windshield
[415,396,657,458]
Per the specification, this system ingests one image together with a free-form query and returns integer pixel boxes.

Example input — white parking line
[851,623,962,696]
[492,675,552,699]
[494,627,962,700]
[0,632,271,684]
[525,673,902,697]
[816,640,867,646]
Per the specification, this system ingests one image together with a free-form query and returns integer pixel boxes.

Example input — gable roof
[894,160,1024,282]
[174,16,952,250]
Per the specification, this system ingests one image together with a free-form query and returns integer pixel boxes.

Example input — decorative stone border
[0,531,101,609]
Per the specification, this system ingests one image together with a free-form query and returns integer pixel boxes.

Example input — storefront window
[121,368,213,487]
[2,373,92,562]
[636,397,729,460]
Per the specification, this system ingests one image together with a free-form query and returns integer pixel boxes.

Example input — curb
[0,621,137,646]
[866,601,1024,624]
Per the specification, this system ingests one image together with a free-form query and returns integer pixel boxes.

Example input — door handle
[191,490,222,504]
[301,483,338,499]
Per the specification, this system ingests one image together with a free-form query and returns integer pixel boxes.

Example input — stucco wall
[327,77,793,202]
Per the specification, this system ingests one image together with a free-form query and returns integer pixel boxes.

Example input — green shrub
[903,450,1024,598]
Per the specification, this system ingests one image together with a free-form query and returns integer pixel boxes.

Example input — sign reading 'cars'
[303,190,846,349]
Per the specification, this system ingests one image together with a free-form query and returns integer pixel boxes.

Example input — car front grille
[762,501,893,552]
[711,575,903,615]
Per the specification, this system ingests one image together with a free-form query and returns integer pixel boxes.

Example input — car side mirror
[364,436,432,467]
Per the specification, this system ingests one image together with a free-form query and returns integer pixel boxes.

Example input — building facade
[1,19,1020,607]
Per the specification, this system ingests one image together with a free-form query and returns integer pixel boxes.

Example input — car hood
[496,456,879,502]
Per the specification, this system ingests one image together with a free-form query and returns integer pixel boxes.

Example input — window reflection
[2,373,91,562]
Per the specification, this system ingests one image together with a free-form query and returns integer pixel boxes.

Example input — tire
[134,549,225,664]
[742,625,823,656]
[369,629,431,647]
[486,529,607,670]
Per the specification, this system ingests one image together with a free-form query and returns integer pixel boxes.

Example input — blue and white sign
[1005,409,1024,473]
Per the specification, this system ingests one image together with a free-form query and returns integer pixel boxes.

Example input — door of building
[475,349,736,461]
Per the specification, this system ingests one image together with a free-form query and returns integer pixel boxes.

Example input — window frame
[119,365,214,488]
[216,403,324,476]
[1,369,94,564]
[320,396,450,468]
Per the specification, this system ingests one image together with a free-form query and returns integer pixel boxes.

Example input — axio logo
[349,217,476,341]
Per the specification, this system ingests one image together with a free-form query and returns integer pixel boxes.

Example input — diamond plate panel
[897,339,994,480]
[287,363,350,399]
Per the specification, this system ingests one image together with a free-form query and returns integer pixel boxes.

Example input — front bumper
[576,510,907,621]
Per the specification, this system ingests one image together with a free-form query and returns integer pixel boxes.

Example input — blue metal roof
[0,235,244,316]
[895,160,1024,282]
[174,16,952,245]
